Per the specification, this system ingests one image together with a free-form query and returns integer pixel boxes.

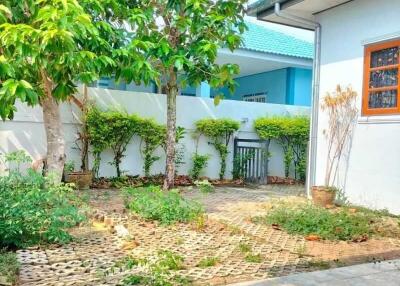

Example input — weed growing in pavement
[123,186,203,225]
[197,257,219,268]
[244,253,262,263]
[118,250,190,286]
[0,250,19,285]
[253,202,379,241]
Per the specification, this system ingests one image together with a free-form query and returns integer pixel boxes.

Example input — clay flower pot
[66,171,93,189]
[311,186,336,208]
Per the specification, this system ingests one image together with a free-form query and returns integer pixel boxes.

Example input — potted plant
[66,85,93,189]
[311,85,358,207]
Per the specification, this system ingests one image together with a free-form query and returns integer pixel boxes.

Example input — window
[242,92,267,103]
[363,40,400,115]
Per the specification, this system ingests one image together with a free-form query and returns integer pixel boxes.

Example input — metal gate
[233,138,270,184]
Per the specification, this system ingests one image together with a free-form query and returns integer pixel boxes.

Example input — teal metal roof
[241,21,314,59]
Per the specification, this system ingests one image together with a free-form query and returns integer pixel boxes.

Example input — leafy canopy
[116,0,247,99]
[0,0,123,119]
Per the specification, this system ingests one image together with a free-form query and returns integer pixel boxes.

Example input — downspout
[273,2,321,196]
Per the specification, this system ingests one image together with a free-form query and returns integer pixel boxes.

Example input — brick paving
[16,185,400,286]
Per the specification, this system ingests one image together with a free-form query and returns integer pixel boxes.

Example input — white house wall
[315,0,400,213]
[0,88,310,180]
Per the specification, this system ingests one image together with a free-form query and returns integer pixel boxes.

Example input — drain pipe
[274,2,321,196]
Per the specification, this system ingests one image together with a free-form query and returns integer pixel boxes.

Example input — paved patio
[231,259,400,286]
[15,185,400,285]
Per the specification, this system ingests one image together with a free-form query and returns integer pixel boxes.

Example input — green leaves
[254,116,310,180]
[0,166,86,248]
[255,201,378,241]
[123,186,203,225]
[195,118,240,179]
[0,0,126,119]
[0,79,39,120]
[0,5,11,24]
[116,0,246,95]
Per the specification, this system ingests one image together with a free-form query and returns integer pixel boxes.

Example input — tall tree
[118,0,247,189]
[0,0,123,181]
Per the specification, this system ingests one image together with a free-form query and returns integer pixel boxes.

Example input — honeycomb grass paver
[17,185,400,285]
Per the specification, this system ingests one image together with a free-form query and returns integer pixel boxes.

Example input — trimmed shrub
[195,118,240,179]
[254,116,309,181]
[87,108,141,177]
[138,118,166,177]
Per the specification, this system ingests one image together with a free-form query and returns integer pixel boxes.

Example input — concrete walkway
[231,259,400,286]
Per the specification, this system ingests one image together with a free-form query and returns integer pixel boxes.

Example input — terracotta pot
[311,186,336,207]
[66,171,93,189]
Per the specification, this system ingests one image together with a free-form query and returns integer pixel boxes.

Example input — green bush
[0,170,86,248]
[87,108,141,177]
[123,186,203,225]
[4,150,32,173]
[195,118,240,179]
[138,119,166,177]
[254,203,375,241]
[254,116,309,181]
[189,153,209,180]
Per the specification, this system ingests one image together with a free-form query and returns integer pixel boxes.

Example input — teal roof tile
[241,21,314,59]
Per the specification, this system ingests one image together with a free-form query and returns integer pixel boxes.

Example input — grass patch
[197,257,219,268]
[307,260,331,270]
[194,180,214,194]
[237,243,262,264]
[157,250,185,271]
[238,243,251,253]
[0,250,19,285]
[244,253,262,263]
[123,186,203,225]
[120,251,190,286]
[253,202,381,241]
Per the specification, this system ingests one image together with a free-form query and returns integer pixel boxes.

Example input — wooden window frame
[363,39,400,116]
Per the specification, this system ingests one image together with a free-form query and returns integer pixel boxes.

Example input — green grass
[157,250,185,271]
[307,260,331,270]
[0,250,19,285]
[244,253,262,263]
[197,257,219,268]
[120,251,190,286]
[253,203,379,241]
[238,243,251,253]
[123,186,203,225]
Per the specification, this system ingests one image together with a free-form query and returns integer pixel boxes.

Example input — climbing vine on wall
[138,119,166,177]
[195,118,240,180]
[254,116,310,181]
[87,108,140,177]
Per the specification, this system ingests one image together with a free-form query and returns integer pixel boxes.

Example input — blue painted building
[94,20,314,106]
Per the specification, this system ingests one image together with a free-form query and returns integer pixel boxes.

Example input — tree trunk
[80,84,89,172]
[41,71,66,183]
[163,83,177,190]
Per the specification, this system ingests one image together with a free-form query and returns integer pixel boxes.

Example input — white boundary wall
[0,87,309,179]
